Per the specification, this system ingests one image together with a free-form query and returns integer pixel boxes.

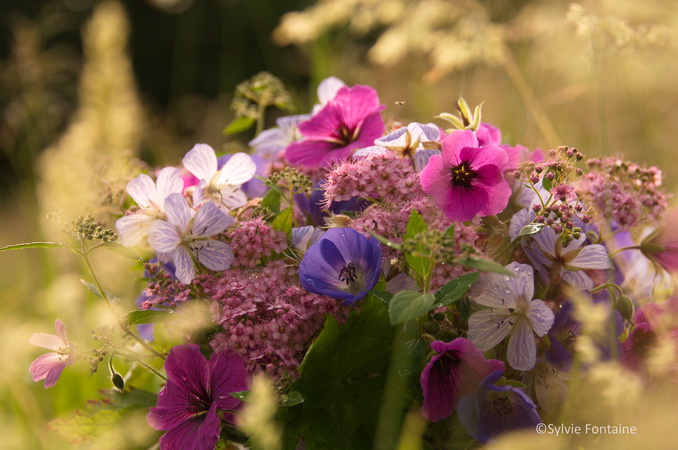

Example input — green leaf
[404,209,428,240]
[0,242,64,251]
[280,391,304,407]
[80,279,120,303]
[443,224,456,240]
[126,309,173,325]
[230,391,250,402]
[261,188,281,214]
[542,171,554,191]
[456,256,513,276]
[271,207,293,236]
[281,298,394,450]
[367,290,394,305]
[519,223,544,237]
[433,272,480,308]
[388,290,435,325]
[367,230,402,251]
[101,242,143,261]
[223,116,256,135]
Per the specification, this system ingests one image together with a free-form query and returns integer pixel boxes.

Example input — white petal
[317,76,345,105]
[567,244,612,270]
[126,174,156,210]
[467,309,513,351]
[507,318,537,371]
[415,122,441,141]
[196,240,234,271]
[182,143,217,181]
[191,202,234,238]
[173,246,195,285]
[526,299,555,336]
[562,270,593,290]
[148,220,181,254]
[29,333,64,351]
[214,187,248,211]
[508,208,535,241]
[214,153,256,187]
[153,167,184,208]
[354,146,389,157]
[116,214,155,247]
[470,263,534,309]
[163,193,192,232]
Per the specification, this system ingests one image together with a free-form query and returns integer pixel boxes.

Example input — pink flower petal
[209,350,249,412]
[29,333,64,351]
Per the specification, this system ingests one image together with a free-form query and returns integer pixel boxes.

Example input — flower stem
[135,359,167,381]
[607,245,641,258]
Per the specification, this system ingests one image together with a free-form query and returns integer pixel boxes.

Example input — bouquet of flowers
[9,73,678,449]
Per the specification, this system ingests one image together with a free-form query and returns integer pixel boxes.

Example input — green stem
[607,245,641,258]
[590,282,623,297]
[79,239,165,360]
[255,102,266,136]
[135,360,168,381]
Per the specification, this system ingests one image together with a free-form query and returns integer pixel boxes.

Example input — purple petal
[478,179,512,217]
[148,380,197,431]
[443,184,487,222]
[164,193,192,232]
[414,150,441,172]
[285,139,344,169]
[183,144,218,182]
[441,130,478,166]
[157,403,221,450]
[165,344,210,398]
[333,85,384,133]
[562,270,593,290]
[191,202,233,238]
[173,246,196,284]
[464,143,508,172]
[507,318,537,371]
[567,244,612,270]
[148,220,182,254]
[209,350,249,412]
[467,310,513,350]
[526,299,555,337]
[419,155,451,198]
[508,208,536,241]
[196,240,234,272]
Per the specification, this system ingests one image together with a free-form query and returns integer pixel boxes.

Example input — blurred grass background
[2,0,678,448]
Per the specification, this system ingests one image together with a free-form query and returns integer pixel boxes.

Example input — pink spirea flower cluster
[200,260,343,380]
[322,153,423,207]
[579,157,669,229]
[226,218,287,267]
[140,263,192,309]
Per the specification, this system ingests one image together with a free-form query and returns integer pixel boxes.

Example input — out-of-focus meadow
[3,0,678,448]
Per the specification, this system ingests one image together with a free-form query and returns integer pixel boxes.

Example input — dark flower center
[493,395,513,416]
[337,262,367,295]
[332,124,360,146]
[450,161,477,188]
[338,262,358,284]
[436,350,461,372]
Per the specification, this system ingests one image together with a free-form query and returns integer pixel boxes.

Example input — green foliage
[223,116,256,136]
[271,207,294,236]
[389,291,435,325]
[456,256,514,276]
[281,298,395,449]
[432,272,480,309]
[261,188,282,214]
[0,241,64,251]
[403,209,433,281]
[519,223,545,237]
[126,309,173,325]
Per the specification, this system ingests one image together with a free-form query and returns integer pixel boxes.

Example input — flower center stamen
[450,161,477,188]
[338,262,358,285]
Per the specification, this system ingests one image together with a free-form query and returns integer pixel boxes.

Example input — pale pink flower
[29,320,76,388]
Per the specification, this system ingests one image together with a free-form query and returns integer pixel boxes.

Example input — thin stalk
[607,245,641,258]
[136,360,168,381]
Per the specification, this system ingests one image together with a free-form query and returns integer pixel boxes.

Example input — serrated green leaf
[223,116,256,135]
[0,241,64,251]
[271,207,293,236]
[367,290,394,305]
[126,309,173,325]
[389,290,435,325]
[281,298,394,450]
[443,224,456,240]
[101,242,143,261]
[456,256,513,276]
[405,209,428,240]
[261,188,281,214]
[433,272,480,309]
[280,391,304,407]
[519,223,545,237]
[403,209,433,280]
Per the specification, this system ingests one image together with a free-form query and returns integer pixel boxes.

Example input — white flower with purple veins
[182,143,256,212]
[116,167,183,247]
[250,114,310,161]
[355,122,441,160]
[148,193,234,284]
[468,262,555,371]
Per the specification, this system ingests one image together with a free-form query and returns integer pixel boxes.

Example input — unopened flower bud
[615,295,634,322]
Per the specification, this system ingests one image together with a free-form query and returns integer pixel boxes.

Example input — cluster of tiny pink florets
[579,157,669,229]
[200,260,343,380]
[322,153,423,207]
[140,262,192,309]
[226,218,287,267]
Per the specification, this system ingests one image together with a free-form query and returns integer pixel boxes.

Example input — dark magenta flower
[147,344,249,450]
[298,227,382,304]
[285,85,385,168]
[420,338,505,422]
[457,370,540,443]
[419,130,511,222]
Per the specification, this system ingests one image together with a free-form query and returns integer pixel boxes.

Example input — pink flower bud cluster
[322,153,423,207]
[579,158,669,229]
[200,260,343,380]
[226,218,287,267]
[140,263,192,309]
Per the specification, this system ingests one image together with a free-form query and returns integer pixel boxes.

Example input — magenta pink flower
[641,207,678,273]
[419,130,511,221]
[29,319,76,388]
[420,338,505,422]
[285,85,385,168]
[147,344,249,450]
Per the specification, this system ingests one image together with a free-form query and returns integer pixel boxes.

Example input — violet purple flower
[457,370,541,443]
[29,319,76,389]
[148,193,234,284]
[419,130,512,222]
[420,338,505,422]
[147,344,249,450]
[285,85,385,168]
[298,227,382,304]
[468,262,554,371]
